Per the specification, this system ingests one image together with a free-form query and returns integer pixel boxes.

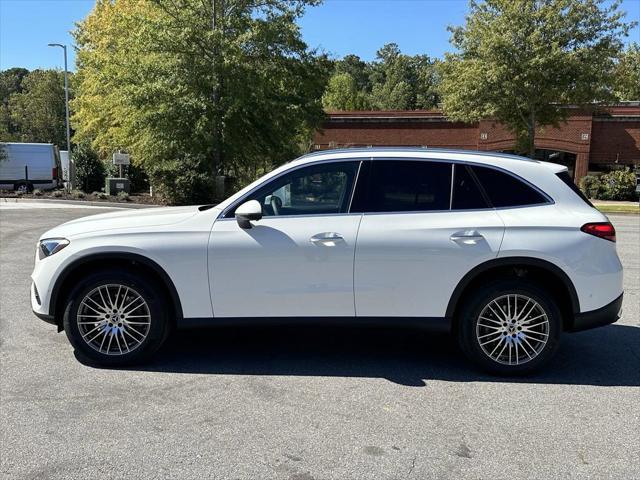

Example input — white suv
[31,148,623,374]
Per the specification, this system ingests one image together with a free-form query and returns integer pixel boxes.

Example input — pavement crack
[407,455,417,476]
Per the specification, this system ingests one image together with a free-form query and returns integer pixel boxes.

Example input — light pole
[48,43,72,189]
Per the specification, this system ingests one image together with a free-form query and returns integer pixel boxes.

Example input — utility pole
[48,43,73,189]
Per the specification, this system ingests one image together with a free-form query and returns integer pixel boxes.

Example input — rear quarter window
[471,165,549,208]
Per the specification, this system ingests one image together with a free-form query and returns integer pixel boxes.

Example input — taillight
[52,167,57,179]
[581,222,616,242]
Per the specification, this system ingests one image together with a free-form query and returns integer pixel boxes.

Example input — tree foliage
[323,44,441,111]
[614,42,640,101]
[0,68,29,141]
[369,43,440,110]
[438,0,636,157]
[322,73,371,110]
[73,142,106,193]
[72,0,330,204]
[0,68,68,145]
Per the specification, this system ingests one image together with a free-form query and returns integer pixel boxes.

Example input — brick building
[313,103,640,183]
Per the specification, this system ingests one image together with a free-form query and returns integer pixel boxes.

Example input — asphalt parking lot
[1,204,638,480]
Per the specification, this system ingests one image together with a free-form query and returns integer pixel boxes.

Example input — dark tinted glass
[556,171,593,207]
[228,161,360,217]
[471,165,548,207]
[366,160,452,212]
[452,164,488,210]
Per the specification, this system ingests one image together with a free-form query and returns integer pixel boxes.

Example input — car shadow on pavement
[106,323,640,387]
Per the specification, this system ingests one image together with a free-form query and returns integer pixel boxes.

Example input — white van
[0,143,63,192]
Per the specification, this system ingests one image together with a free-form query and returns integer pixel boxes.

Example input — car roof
[298,147,538,164]
[216,147,569,213]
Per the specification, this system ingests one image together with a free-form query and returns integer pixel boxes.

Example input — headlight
[38,238,70,259]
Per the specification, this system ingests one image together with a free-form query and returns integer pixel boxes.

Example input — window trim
[463,164,493,209]
[220,156,554,219]
[449,164,492,211]
[448,163,455,210]
[221,158,367,219]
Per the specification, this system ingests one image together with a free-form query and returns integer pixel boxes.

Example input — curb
[0,197,162,209]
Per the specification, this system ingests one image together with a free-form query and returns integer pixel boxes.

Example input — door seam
[352,213,365,317]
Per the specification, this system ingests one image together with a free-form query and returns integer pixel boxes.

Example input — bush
[52,189,64,198]
[579,169,638,201]
[73,143,106,193]
[149,153,214,205]
[32,189,43,196]
[579,175,602,199]
[116,191,130,202]
[92,191,108,200]
[71,190,85,199]
[599,169,637,201]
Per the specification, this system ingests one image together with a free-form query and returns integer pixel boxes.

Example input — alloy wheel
[476,294,550,365]
[76,284,151,355]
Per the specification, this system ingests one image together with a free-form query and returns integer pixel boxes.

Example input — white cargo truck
[0,143,63,192]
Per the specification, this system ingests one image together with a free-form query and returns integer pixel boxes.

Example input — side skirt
[179,316,451,333]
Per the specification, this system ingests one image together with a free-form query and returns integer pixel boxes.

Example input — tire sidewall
[458,280,562,375]
[63,270,167,366]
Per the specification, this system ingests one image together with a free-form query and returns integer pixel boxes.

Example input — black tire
[63,269,169,366]
[456,279,562,375]
[14,181,33,193]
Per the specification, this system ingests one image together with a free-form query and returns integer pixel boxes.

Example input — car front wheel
[63,270,169,366]
[457,280,562,375]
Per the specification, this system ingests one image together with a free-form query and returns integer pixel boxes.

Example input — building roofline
[324,103,640,123]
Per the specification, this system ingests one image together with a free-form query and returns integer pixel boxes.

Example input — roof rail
[300,146,534,162]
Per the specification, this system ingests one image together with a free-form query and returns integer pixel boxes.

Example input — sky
[0,0,639,71]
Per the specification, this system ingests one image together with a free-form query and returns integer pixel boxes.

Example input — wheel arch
[446,257,580,331]
[49,252,183,328]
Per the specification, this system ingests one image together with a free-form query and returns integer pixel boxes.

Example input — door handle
[450,230,484,244]
[310,232,344,246]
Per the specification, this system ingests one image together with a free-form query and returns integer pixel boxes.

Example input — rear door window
[452,164,489,210]
[363,160,452,212]
[471,165,548,208]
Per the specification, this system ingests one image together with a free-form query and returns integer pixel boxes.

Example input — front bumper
[33,309,56,325]
[31,281,57,326]
[568,293,623,332]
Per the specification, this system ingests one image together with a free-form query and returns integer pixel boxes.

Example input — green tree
[335,54,371,92]
[614,43,640,100]
[322,73,371,110]
[73,142,106,193]
[72,0,329,204]
[439,0,635,158]
[0,68,30,141]
[7,69,68,146]
[369,43,440,110]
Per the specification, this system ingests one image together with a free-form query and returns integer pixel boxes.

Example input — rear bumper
[568,293,623,332]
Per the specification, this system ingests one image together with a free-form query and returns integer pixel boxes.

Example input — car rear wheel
[457,280,561,375]
[63,270,169,366]
[14,182,33,193]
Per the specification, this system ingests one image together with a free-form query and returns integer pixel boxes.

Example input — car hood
[40,206,202,239]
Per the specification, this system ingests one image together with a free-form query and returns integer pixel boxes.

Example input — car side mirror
[235,200,262,229]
